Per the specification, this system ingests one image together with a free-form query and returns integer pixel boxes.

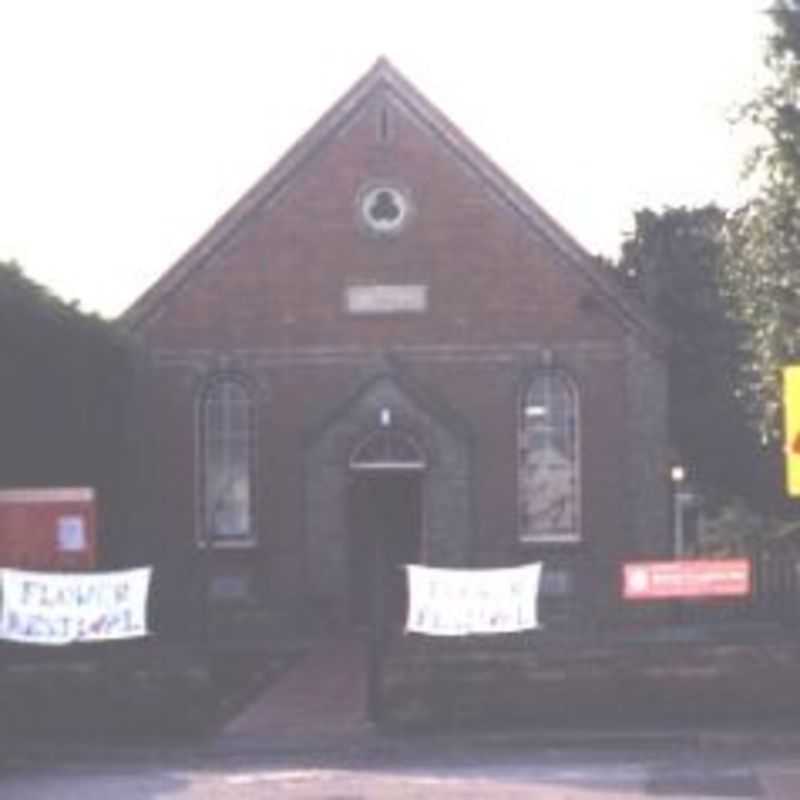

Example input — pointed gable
[122,58,663,352]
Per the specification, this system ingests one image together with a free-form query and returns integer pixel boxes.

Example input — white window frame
[517,371,581,544]
[196,376,257,548]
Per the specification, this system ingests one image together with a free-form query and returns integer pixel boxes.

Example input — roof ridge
[120,59,664,351]
[121,58,394,329]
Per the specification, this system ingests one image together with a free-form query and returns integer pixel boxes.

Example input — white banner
[0,567,152,645]
[405,563,542,636]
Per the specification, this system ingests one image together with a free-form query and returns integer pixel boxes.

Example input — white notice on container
[57,516,86,552]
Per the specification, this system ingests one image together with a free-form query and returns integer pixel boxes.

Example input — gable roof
[121,57,665,351]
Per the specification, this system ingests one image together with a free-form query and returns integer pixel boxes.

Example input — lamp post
[671,465,686,557]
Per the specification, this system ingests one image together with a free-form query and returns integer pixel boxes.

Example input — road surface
[5,738,800,798]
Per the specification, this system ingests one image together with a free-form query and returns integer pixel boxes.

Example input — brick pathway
[221,635,371,742]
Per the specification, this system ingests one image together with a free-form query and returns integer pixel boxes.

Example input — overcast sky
[0,1,771,317]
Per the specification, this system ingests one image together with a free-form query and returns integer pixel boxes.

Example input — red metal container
[0,488,97,571]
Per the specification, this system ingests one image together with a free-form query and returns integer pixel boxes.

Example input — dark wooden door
[348,472,422,628]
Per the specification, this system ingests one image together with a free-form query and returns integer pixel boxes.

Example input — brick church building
[121,59,669,642]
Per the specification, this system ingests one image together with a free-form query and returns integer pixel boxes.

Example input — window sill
[197,538,258,550]
[518,536,581,545]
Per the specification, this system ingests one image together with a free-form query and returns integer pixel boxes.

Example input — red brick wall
[142,97,624,351]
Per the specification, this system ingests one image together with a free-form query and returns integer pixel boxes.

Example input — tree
[618,206,778,508]
[722,0,800,442]
[0,260,133,548]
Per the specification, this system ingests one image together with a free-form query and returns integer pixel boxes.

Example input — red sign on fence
[623,559,751,600]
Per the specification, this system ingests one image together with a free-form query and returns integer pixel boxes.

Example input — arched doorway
[305,375,473,629]
[348,428,426,629]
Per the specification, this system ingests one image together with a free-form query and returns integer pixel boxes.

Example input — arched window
[518,372,580,542]
[199,378,255,545]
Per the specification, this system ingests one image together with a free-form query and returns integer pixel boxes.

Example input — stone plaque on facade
[345,284,428,314]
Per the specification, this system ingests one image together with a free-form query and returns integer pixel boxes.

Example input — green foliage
[0,260,133,530]
[722,1,800,441]
[695,498,786,556]
[618,206,779,508]
[620,206,725,311]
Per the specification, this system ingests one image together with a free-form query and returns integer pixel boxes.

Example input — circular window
[359,185,410,235]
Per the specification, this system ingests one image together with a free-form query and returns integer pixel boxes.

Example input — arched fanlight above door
[349,429,426,471]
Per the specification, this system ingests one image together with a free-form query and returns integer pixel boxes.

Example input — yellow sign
[784,365,800,496]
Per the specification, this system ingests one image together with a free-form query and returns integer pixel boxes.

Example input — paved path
[221,635,371,743]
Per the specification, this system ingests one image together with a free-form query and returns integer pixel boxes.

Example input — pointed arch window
[199,377,255,545]
[518,372,580,542]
